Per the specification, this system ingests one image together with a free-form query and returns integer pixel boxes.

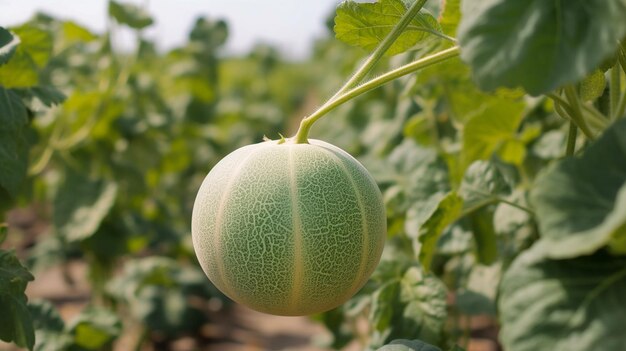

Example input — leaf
[61,21,97,45]
[0,87,30,198]
[499,246,626,351]
[0,27,20,65]
[458,0,626,95]
[53,171,118,242]
[0,224,7,244]
[334,0,443,56]
[461,99,525,168]
[459,160,511,209]
[109,0,154,29]
[0,249,35,350]
[439,0,460,37]
[15,86,67,108]
[369,267,447,348]
[406,192,462,271]
[530,118,626,259]
[579,70,606,101]
[67,307,122,350]
[28,300,72,351]
[0,25,52,88]
[377,339,442,351]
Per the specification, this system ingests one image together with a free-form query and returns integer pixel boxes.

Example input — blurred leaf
[531,119,626,259]
[0,224,6,244]
[370,266,447,348]
[67,307,121,350]
[456,290,494,316]
[436,224,472,256]
[107,257,211,335]
[53,171,118,242]
[579,69,606,101]
[376,338,441,351]
[461,100,525,168]
[469,208,498,265]
[0,25,51,88]
[0,87,30,198]
[458,0,626,95]
[499,247,626,351]
[407,192,462,271]
[497,139,526,165]
[532,129,566,160]
[0,249,35,350]
[61,21,97,45]
[189,17,228,50]
[459,160,511,209]
[28,300,72,351]
[109,0,154,29]
[11,25,52,67]
[15,86,66,109]
[439,0,460,37]
[0,27,19,65]
[335,0,443,56]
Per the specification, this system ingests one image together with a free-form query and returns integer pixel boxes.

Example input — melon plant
[191,139,386,316]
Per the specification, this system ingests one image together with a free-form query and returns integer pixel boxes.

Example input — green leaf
[461,99,525,168]
[61,21,97,45]
[0,249,35,350]
[499,246,626,351]
[67,307,122,350]
[439,0,460,37]
[28,300,72,351]
[0,27,19,65]
[0,87,30,198]
[53,171,118,242]
[531,119,626,259]
[15,86,67,108]
[109,0,154,29]
[407,192,462,271]
[376,339,442,351]
[370,267,447,348]
[0,25,51,88]
[458,0,626,95]
[334,0,443,56]
[579,70,607,101]
[459,160,511,209]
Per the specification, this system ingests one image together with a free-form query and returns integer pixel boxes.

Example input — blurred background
[0,0,514,350]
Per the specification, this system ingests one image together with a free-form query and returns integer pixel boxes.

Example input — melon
[191,139,386,316]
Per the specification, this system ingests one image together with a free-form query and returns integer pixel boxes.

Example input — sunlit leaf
[335,0,443,56]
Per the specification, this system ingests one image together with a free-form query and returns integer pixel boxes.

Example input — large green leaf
[438,0,460,37]
[109,0,154,29]
[0,250,35,350]
[0,27,19,65]
[531,119,626,259]
[335,0,442,56]
[499,246,626,351]
[369,266,447,348]
[53,171,118,242]
[0,87,30,197]
[458,0,626,95]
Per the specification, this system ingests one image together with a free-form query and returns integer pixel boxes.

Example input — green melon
[191,139,386,316]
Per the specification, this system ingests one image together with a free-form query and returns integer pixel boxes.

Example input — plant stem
[294,46,460,143]
[330,0,429,100]
[566,122,578,156]
[610,67,621,120]
[563,86,595,139]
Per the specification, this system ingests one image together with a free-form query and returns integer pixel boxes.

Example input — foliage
[0,0,625,350]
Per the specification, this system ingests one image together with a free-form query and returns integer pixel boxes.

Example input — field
[1,1,626,351]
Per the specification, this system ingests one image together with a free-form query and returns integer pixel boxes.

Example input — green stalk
[610,67,622,120]
[330,0,429,99]
[564,86,595,139]
[566,122,578,156]
[293,46,460,143]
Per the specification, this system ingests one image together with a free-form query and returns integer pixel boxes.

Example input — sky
[0,0,342,58]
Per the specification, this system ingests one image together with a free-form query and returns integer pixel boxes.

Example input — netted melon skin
[191,139,386,316]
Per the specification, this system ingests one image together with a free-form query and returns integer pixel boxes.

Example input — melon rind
[191,139,386,316]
